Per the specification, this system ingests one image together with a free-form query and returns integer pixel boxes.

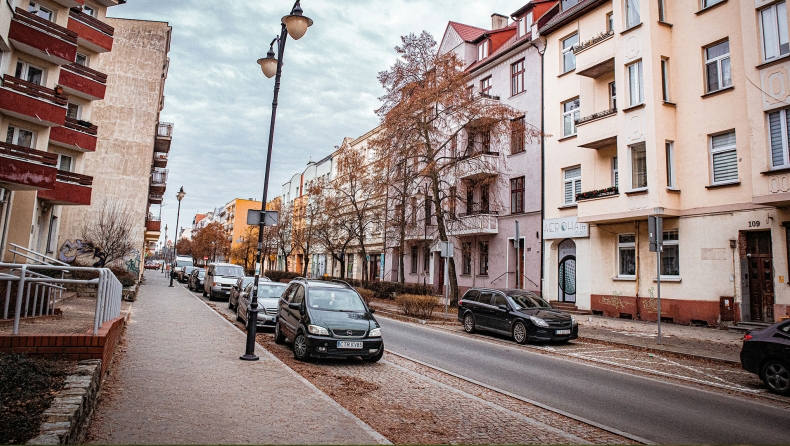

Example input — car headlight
[308,325,329,336]
[571,316,578,326]
[529,316,549,328]
[369,327,381,337]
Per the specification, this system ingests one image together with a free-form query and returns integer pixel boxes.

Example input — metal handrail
[9,243,69,266]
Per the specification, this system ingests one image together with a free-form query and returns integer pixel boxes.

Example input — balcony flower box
[576,186,618,202]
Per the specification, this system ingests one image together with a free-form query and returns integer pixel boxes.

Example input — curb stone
[27,359,102,445]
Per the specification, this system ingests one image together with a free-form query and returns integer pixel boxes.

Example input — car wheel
[362,347,384,363]
[274,320,286,344]
[292,332,311,361]
[762,359,790,396]
[513,321,528,345]
[236,308,244,323]
[463,313,476,334]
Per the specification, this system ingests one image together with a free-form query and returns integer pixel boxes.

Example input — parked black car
[237,280,288,328]
[228,276,257,311]
[187,268,205,291]
[740,320,790,396]
[274,278,383,362]
[458,288,578,344]
[179,266,196,283]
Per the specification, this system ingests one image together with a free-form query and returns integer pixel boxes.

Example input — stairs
[550,301,592,315]
[727,321,774,333]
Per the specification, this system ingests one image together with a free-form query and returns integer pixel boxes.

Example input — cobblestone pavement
[85,274,388,444]
[189,284,637,444]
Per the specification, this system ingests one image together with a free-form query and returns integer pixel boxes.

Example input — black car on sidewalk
[458,288,578,344]
[274,278,383,362]
[740,320,790,396]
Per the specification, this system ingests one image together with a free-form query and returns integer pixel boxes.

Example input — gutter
[529,38,547,297]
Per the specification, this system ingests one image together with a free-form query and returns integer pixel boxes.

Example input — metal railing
[157,122,174,137]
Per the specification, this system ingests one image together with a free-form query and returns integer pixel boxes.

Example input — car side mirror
[498,304,509,311]
[369,308,375,314]
[288,302,301,311]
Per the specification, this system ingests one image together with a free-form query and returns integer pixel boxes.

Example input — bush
[264,270,300,283]
[109,266,136,287]
[395,294,438,319]
[355,287,375,304]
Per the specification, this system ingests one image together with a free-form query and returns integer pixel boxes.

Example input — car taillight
[743,334,753,341]
[458,300,464,306]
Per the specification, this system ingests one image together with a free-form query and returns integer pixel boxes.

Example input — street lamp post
[169,187,186,287]
[241,0,313,361]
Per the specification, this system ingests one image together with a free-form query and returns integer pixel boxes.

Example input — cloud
[109,0,528,235]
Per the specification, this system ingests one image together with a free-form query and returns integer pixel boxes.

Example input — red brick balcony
[152,152,168,168]
[0,142,58,191]
[9,8,78,65]
[148,194,163,205]
[146,219,162,232]
[0,75,68,127]
[49,117,98,152]
[38,170,93,206]
[58,63,107,101]
[67,10,114,53]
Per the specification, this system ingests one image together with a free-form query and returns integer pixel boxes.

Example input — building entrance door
[746,231,775,322]
[558,239,576,303]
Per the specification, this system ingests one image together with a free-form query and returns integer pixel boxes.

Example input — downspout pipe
[529,37,546,297]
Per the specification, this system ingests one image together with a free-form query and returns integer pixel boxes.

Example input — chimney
[491,13,508,30]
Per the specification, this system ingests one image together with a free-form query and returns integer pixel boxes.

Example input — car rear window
[478,292,493,306]
[463,290,480,302]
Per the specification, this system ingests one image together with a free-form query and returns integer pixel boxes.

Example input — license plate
[337,341,363,349]
[556,329,571,335]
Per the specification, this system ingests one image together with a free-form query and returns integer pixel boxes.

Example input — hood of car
[308,309,374,332]
[515,308,571,322]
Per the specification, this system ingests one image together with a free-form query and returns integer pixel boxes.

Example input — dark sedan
[458,288,578,344]
[187,268,205,291]
[228,276,257,311]
[741,320,790,396]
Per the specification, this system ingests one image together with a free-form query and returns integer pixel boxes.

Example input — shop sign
[543,216,589,240]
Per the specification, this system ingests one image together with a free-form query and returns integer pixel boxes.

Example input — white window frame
[630,142,647,190]
[15,60,45,85]
[612,156,619,188]
[478,40,489,61]
[66,102,81,120]
[562,33,578,73]
[627,61,644,106]
[618,234,636,278]
[709,130,738,185]
[58,154,73,172]
[82,4,97,17]
[625,0,641,29]
[28,2,54,21]
[563,166,582,205]
[705,40,731,93]
[609,81,617,109]
[660,230,680,278]
[760,1,789,62]
[768,108,790,169]
[661,58,670,102]
[666,141,676,188]
[607,11,614,32]
[6,125,36,148]
[702,0,724,9]
[562,98,580,137]
[75,53,89,67]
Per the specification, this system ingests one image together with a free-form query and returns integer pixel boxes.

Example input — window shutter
[711,132,738,183]
[770,111,785,167]
[564,181,573,203]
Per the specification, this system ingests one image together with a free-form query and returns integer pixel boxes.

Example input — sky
[108,0,530,241]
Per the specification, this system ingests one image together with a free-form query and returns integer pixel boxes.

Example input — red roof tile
[448,21,488,42]
[464,31,530,73]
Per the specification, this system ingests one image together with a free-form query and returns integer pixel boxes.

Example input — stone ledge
[27,359,102,445]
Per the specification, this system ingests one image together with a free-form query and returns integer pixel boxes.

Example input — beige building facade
[540,0,790,325]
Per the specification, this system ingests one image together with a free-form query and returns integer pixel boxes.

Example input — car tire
[292,331,311,361]
[362,347,384,363]
[236,309,244,323]
[463,313,476,334]
[513,321,528,345]
[761,359,790,396]
[274,321,286,344]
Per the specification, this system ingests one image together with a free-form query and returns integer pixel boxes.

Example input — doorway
[558,239,576,303]
[746,231,775,322]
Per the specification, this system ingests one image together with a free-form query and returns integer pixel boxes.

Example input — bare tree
[81,200,137,266]
[231,225,258,274]
[313,184,356,278]
[273,200,294,272]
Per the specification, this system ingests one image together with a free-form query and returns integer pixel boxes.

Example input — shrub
[264,270,300,283]
[395,294,438,319]
[355,287,375,304]
[108,266,137,287]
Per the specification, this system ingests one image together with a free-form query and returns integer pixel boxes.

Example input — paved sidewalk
[86,272,388,444]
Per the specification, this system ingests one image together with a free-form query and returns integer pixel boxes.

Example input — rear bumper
[305,334,384,358]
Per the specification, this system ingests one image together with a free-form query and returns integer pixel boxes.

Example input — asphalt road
[378,317,790,444]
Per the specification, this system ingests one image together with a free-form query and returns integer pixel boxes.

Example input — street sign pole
[514,221,520,289]
[649,216,663,345]
[439,241,453,315]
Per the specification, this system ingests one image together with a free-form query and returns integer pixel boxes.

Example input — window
[666,142,676,188]
[449,186,457,218]
[761,2,789,62]
[626,0,640,28]
[410,246,418,273]
[423,247,430,272]
[710,131,738,184]
[67,103,81,119]
[479,241,489,275]
[612,156,619,188]
[481,131,491,153]
[561,0,580,10]
[562,98,580,137]
[658,0,667,22]
[15,61,43,85]
[462,242,472,275]
[425,193,432,226]
[511,117,525,154]
[411,197,417,224]
[518,13,533,37]
[511,59,525,96]
[702,0,724,8]
[480,76,492,95]
[618,234,636,277]
[58,154,73,172]
[628,61,644,106]
[450,135,457,159]
[28,2,53,21]
[6,126,35,148]
[82,5,96,17]
[478,40,490,61]
[661,230,679,276]
[630,142,647,189]
[466,187,474,214]
[480,185,490,213]
[705,41,731,93]
[562,34,578,73]
[511,177,525,214]
[563,166,582,205]
[75,53,88,66]
[607,12,614,31]
[609,82,617,109]
[768,107,790,168]
[661,58,670,102]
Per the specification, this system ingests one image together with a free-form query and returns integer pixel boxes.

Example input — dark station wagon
[458,288,578,344]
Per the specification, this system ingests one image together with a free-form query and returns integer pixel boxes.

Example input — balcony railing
[64,116,98,135]
[151,169,168,184]
[56,170,93,186]
[13,8,78,45]
[2,75,68,106]
[458,210,499,218]
[572,29,614,55]
[61,62,108,84]
[69,9,115,36]
[146,219,161,232]
[0,142,58,166]
[157,122,174,138]
[576,186,618,202]
[576,108,617,126]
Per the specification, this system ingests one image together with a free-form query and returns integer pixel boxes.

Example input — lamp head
[176,186,185,202]
[282,1,313,40]
[258,45,278,78]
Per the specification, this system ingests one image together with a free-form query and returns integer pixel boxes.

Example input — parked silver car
[229,276,256,311]
[237,280,288,328]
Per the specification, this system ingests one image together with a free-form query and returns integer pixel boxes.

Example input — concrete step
[727,321,773,333]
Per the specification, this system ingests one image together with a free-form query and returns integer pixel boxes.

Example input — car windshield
[308,289,366,312]
[176,259,193,267]
[242,277,255,287]
[198,271,205,278]
[257,283,287,298]
[509,293,552,309]
[214,266,244,277]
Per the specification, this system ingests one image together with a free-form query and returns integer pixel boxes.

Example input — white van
[203,263,244,300]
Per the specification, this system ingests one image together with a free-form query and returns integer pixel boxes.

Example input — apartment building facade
[0,0,123,261]
[539,0,790,324]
